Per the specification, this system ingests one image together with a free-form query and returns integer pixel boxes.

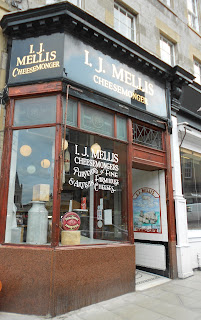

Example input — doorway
[133,168,169,277]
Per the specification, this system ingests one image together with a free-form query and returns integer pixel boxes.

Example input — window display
[181,148,201,230]
[5,94,57,245]
[5,95,128,246]
[60,129,128,244]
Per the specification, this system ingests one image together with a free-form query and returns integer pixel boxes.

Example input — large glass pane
[181,148,201,230]
[14,96,56,127]
[81,103,114,137]
[117,116,127,141]
[60,129,128,245]
[5,127,55,244]
[63,97,77,127]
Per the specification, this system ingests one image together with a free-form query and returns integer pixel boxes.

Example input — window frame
[0,83,131,247]
[194,59,201,84]
[160,35,175,66]
[187,0,199,31]
[161,0,171,7]
[114,2,136,42]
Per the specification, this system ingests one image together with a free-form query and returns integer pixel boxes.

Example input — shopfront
[0,2,180,316]
[170,79,201,278]
[5,94,129,246]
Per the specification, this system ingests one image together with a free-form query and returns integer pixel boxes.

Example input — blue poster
[133,187,161,233]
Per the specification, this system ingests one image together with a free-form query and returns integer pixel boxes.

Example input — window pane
[181,148,201,230]
[14,96,56,127]
[81,104,114,137]
[187,0,195,13]
[114,3,135,41]
[63,97,77,127]
[194,62,201,84]
[160,37,174,65]
[187,0,199,30]
[5,127,55,244]
[117,116,127,141]
[114,5,119,31]
[60,129,128,244]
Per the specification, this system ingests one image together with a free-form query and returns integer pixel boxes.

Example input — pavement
[1,270,201,320]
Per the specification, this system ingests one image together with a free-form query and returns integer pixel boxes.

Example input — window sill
[188,24,200,37]
[157,0,178,17]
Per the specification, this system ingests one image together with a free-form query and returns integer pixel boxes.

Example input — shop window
[60,129,128,244]
[187,0,199,31]
[181,148,201,230]
[194,60,201,84]
[160,35,175,66]
[133,122,162,150]
[6,127,55,244]
[5,95,57,245]
[117,116,127,141]
[14,96,56,127]
[81,103,114,137]
[114,3,136,41]
[63,97,77,127]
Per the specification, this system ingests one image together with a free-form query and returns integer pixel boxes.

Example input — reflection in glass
[181,148,201,230]
[81,103,114,137]
[117,116,127,141]
[60,129,128,245]
[14,96,56,127]
[63,98,77,127]
[6,127,55,244]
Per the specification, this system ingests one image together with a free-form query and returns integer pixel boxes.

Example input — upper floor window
[187,0,199,31]
[161,0,171,6]
[160,35,175,66]
[46,0,82,7]
[114,3,136,41]
[194,59,201,84]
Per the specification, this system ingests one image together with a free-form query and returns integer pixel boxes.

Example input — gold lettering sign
[12,43,60,78]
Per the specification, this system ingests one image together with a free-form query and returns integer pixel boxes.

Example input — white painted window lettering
[160,35,175,66]
[114,3,136,41]
[187,0,199,31]
[69,144,120,194]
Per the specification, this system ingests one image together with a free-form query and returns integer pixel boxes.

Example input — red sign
[62,212,81,231]
[81,197,86,209]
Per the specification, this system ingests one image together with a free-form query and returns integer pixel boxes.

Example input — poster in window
[133,187,161,233]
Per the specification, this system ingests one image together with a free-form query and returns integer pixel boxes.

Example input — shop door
[133,168,169,277]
